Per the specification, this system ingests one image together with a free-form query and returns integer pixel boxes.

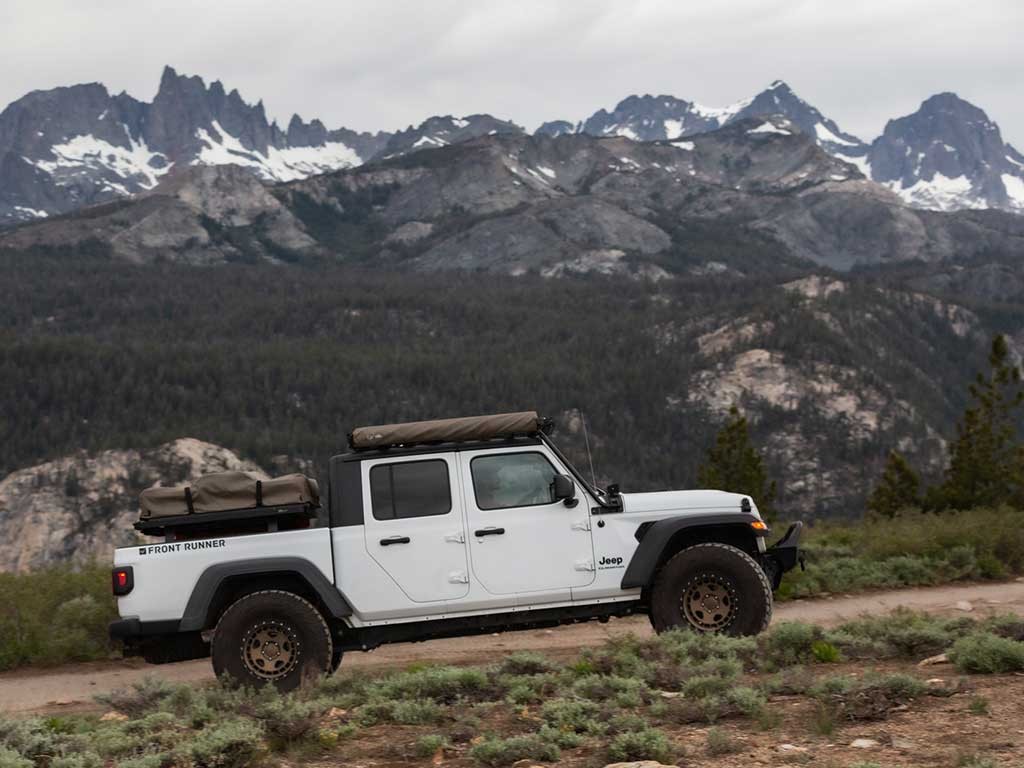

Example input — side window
[369,459,451,521]
[471,452,558,511]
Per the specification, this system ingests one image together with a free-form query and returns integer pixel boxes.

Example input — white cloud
[0,0,1021,148]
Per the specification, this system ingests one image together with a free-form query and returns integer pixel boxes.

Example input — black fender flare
[179,557,353,631]
[620,514,766,590]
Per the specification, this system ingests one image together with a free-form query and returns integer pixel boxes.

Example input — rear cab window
[369,459,452,520]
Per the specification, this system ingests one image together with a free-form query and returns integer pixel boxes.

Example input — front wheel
[211,590,333,692]
[649,543,772,636]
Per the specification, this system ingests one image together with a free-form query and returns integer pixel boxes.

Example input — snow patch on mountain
[663,119,684,140]
[884,172,981,212]
[693,94,755,122]
[30,132,171,191]
[748,122,792,136]
[1002,174,1024,209]
[195,120,360,182]
[814,122,859,147]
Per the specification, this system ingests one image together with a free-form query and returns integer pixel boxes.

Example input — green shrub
[725,686,767,717]
[48,755,103,768]
[825,609,975,660]
[499,672,558,705]
[0,564,118,670]
[758,622,822,669]
[705,726,741,755]
[537,724,582,749]
[96,677,178,717]
[236,689,325,746]
[0,747,32,768]
[949,633,1024,673]
[356,698,443,726]
[811,641,842,663]
[539,698,603,735]
[175,718,264,768]
[497,652,556,676]
[571,674,650,708]
[469,734,560,766]
[415,734,449,758]
[606,728,671,763]
[372,665,490,704]
[812,673,926,721]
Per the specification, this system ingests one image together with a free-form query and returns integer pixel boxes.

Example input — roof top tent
[347,411,550,451]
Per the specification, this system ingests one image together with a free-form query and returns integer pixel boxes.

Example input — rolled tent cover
[350,411,541,450]
[139,471,320,519]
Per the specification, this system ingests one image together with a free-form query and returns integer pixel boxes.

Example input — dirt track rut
[2,580,1023,715]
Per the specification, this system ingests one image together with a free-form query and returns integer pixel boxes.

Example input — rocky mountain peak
[377,113,524,158]
[865,92,1024,211]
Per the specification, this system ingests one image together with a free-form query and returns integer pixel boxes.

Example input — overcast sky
[3,0,1022,146]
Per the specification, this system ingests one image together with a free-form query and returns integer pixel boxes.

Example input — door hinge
[448,571,470,584]
[444,531,465,544]
[574,558,595,572]
[572,519,592,532]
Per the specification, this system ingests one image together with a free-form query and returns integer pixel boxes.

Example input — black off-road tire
[649,543,772,636]
[211,590,333,692]
[330,648,344,673]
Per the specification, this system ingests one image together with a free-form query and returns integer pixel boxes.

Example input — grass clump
[606,727,671,763]
[948,633,1024,673]
[469,734,560,766]
[968,695,990,715]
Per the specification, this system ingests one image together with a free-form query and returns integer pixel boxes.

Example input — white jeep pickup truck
[110,412,802,691]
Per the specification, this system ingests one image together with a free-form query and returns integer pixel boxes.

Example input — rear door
[362,453,470,603]
[460,446,596,601]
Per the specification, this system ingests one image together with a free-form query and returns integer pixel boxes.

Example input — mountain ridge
[2,69,1023,228]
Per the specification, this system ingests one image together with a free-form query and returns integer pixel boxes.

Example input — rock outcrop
[0,439,265,572]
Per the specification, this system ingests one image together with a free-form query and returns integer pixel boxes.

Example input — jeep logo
[598,556,624,568]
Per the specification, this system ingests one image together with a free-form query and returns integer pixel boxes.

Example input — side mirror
[552,474,577,507]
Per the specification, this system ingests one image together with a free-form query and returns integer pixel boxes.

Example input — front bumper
[763,521,804,590]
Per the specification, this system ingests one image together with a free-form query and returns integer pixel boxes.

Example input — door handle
[380,536,411,546]
[474,527,505,537]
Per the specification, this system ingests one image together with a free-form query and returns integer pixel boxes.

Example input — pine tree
[867,450,920,518]
[697,406,777,520]
[933,335,1024,510]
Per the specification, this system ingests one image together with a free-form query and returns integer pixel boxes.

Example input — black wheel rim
[241,620,300,680]
[681,573,738,632]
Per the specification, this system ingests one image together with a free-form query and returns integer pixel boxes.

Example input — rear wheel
[211,590,332,692]
[649,542,772,636]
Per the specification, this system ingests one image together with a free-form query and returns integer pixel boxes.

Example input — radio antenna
[580,409,598,489]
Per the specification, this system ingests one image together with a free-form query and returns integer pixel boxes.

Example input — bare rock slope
[0,438,264,572]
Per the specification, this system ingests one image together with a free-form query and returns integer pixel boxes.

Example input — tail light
[112,566,134,596]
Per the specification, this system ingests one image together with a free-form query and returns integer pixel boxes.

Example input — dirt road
[3,580,1022,715]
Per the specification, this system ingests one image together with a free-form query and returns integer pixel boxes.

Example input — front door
[362,453,470,603]
[460,446,596,599]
